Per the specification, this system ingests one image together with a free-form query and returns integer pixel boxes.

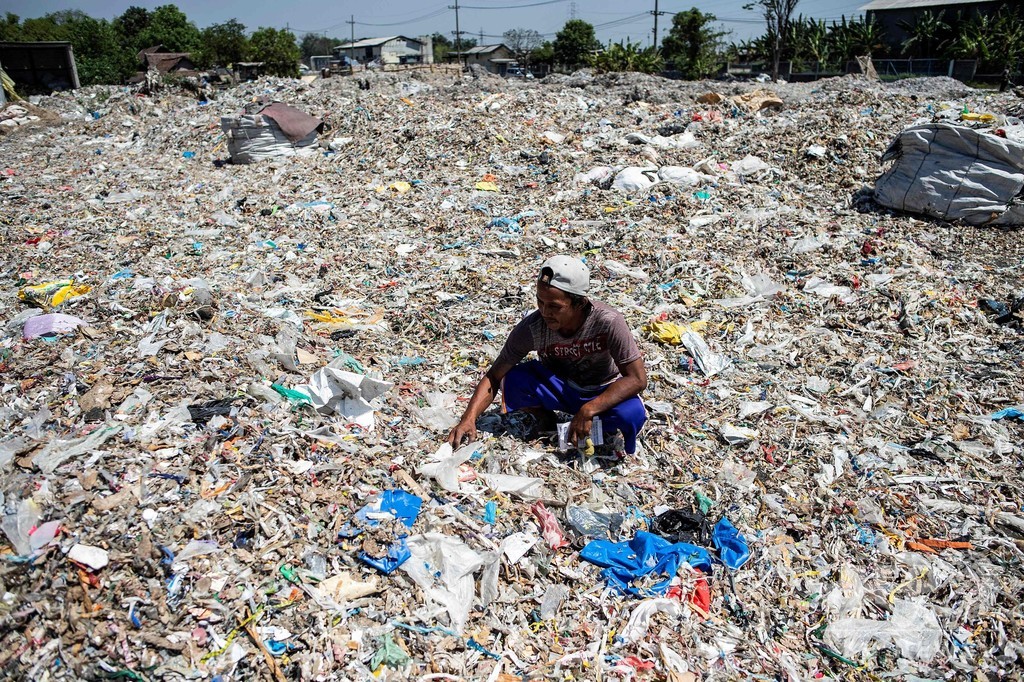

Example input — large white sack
[873,123,1024,225]
[611,167,659,192]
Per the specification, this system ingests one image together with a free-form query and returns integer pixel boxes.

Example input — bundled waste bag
[220,102,324,163]
[873,123,1024,225]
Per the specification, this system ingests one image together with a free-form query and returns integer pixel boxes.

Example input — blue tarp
[580,531,713,596]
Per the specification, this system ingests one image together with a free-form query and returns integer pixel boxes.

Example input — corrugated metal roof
[336,35,423,49]
[860,0,996,10]
[464,44,509,55]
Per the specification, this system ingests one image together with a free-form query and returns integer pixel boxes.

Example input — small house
[137,45,196,75]
[334,36,431,66]
[449,44,516,74]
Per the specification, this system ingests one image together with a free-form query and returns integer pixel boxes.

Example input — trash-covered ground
[1,69,1023,681]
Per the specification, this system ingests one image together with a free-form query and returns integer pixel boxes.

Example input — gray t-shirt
[495,300,642,393]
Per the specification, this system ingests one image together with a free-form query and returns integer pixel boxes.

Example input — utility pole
[651,0,666,52]
[570,1,578,20]
[479,28,484,45]
[346,15,355,66]
[449,0,463,70]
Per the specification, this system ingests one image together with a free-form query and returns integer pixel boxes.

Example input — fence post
[948,60,953,78]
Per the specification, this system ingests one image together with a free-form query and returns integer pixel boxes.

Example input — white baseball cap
[538,256,590,296]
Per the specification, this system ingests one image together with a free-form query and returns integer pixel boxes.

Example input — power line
[461,0,568,9]
[355,8,451,27]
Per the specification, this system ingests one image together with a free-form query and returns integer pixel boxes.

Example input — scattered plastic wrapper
[22,313,87,340]
[301,366,393,431]
[824,598,944,662]
[339,489,422,574]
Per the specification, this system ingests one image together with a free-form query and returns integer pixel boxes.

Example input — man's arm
[447,361,515,447]
[568,358,647,447]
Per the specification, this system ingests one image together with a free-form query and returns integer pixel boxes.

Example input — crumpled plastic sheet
[581,531,713,596]
[825,598,944,662]
[712,516,750,570]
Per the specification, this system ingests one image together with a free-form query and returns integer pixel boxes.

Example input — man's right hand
[447,419,477,448]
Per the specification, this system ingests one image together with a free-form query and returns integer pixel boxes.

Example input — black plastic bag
[649,509,713,546]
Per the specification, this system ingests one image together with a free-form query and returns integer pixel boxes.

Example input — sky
[4,0,869,46]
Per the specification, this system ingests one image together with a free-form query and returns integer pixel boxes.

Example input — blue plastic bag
[359,537,412,574]
[580,531,713,597]
[337,490,422,574]
[712,517,750,570]
[991,407,1024,421]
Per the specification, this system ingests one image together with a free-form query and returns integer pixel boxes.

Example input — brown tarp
[258,103,324,143]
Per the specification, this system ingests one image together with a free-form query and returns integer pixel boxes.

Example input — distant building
[334,36,432,66]
[137,45,197,75]
[234,62,265,82]
[859,0,1011,55]
[449,44,517,74]
[0,41,80,93]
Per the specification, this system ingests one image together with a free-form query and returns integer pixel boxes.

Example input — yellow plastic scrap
[389,181,412,194]
[961,112,996,123]
[475,181,499,192]
[19,279,92,307]
[51,284,92,306]
[306,310,352,324]
[643,318,708,346]
[581,437,595,456]
[400,97,414,107]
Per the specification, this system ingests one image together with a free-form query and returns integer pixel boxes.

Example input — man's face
[537,283,576,333]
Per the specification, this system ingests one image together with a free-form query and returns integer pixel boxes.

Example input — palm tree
[847,15,887,57]
[947,11,992,64]
[898,10,950,58]
[803,18,831,68]
[828,15,859,63]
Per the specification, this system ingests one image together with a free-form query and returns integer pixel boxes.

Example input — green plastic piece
[370,633,411,669]
[271,384,311,405]
[695,490,715,515]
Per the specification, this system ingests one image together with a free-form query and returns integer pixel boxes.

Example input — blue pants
[502,360,647,454]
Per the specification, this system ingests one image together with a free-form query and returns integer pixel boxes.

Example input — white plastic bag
[612,167,659,192]
[401,533,484,633]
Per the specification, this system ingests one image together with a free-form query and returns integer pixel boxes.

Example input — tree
[846,15,886,57]
[248,27,300,77]
[745,0,799,81]
[299,33,341,62]
[784,16,830,68]
[195,20,249,68]
[431,32,451,63]
[113,6,151,54]
[1,12,22,41]
[898,10,950,59]
[590,40,663,74]
[136,4,201,53]
[503,28,543,67]
[553,19,600,67]
[531,41,555,67]
[661,9,726,79]
[1,11,131,86]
